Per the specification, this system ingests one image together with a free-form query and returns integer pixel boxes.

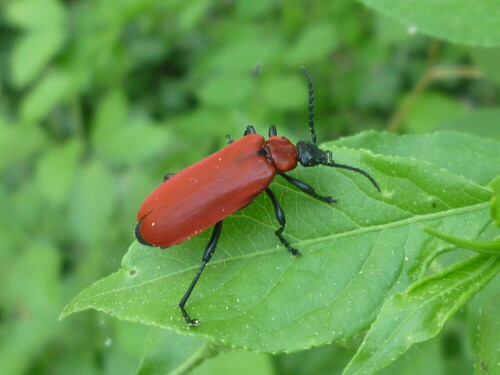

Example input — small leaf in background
[70,161,117,245]
[197,74,255,107]
[261,74,306,110]
[20,69,76,123]
[91,91,173,166]
[9,31,66,89]
[473,292,500,375]
[0,245,62,375]
[470,47,500,85]
[439,109,500,141]
[343,255,500,375]
[377,336,443,375]
[5,0,66,30]
[286,23,338,66]
[136,328,213,375]
[190,349,274,375]
[358,0,500,47]
[35,139,82,206]
[403,93,467,134]
[0,122,47,172]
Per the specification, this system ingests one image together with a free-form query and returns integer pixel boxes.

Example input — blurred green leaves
[359,0,500,47]
[2,0,500,374]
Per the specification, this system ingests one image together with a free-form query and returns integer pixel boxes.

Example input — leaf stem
[387,40,483,133]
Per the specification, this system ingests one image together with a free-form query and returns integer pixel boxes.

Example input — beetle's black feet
[180,306,200,327]
[323,196,337,203]
[289,248,302,257]
[187,318,200,327]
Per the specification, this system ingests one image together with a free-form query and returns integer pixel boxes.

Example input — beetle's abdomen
[136,134,276,247]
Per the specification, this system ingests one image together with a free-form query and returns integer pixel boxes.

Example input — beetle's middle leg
[178,220,223,326]
[279,172,336,203]
[265,188,301,257]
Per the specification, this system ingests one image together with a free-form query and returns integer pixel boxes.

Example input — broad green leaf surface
[334,131,500,186]
[63,136,495,353]
[473,292,500,375]
[358,0,500,47]
[343,255,500,375]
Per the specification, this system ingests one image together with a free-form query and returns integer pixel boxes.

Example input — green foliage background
[0,1,498,375]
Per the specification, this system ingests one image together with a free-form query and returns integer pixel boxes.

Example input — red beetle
[135,69,380,326]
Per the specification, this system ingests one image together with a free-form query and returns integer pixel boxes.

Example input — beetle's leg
[279,172,336,203]
[265,188,301,257]
[244,125,256,136]
[163,173,175,182]
[268,125,277,137]
[178,220,223,326]
[225,134,234,144]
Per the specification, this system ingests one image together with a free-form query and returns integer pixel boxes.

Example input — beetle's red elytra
[135,68,380,326]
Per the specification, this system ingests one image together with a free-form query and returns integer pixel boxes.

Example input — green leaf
[62,139,494,352]
[470,48,500,86]
[343,255,500,375]
[438,109,500,141]
[69,161,117,245]
[20,69,75,123]
[91,90,173,166]
[9,30,65,88]
[473,292,500,375]
[190,349,274,375]
[377,336,443,375]
[0,245,62,375]
[423,227,500,255]
[5,0,66,30]
[35,139,82,206]
[197,74,255,107]
[136,329,214,375]
[261,74,306,110]
[334,131,500,186]
[358,0,500,47]
[286,23,338,66]
[403,93,467,134]
[0,123,46,172]
[491,177,500,227]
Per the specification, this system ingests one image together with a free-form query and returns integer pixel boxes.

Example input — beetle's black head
[296,140,381,192]
[296,141,332,167]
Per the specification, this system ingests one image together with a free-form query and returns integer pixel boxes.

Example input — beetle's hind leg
[178,220,223,326]
[265,188,301,257]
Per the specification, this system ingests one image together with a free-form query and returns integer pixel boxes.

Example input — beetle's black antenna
[326,162,381,192]
[301,66,316,145]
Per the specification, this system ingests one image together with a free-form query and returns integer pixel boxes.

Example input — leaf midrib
[70,202,489,305]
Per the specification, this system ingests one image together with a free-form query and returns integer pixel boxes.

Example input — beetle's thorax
[264,136,298,172]
[296,141,332,167]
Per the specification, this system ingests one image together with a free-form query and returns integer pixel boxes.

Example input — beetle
[135,68,380,326]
